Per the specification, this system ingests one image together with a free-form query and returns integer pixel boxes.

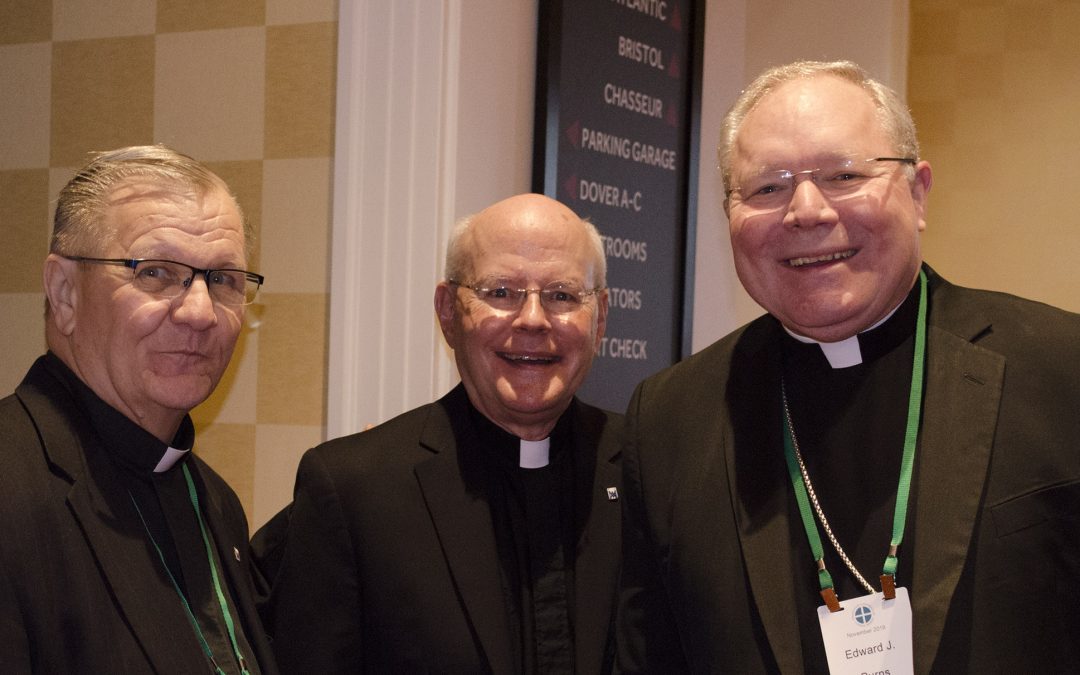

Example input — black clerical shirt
[780,284,922,672]
[44,352,259,675]
[471,403,582,674]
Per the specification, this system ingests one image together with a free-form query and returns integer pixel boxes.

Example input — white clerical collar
[783,301,903,369]
[153,446,191,473]
[519,437,551,469]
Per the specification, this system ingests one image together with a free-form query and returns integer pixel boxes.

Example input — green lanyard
[781,269,927,610]
[129,463,251,674]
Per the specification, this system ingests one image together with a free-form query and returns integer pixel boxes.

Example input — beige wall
[0,0,337,528]
[909,0,1080,312]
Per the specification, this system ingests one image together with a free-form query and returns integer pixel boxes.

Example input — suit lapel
[195,465,243,600]
[571,404,622,675]
[62,435,206,672]
[909,295,1002,671]
[193,460,277,674]
[413,390,515,674]
[726,324,806,674]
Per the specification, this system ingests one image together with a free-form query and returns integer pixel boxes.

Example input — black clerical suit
[616,265,1080,673]
[0,355,277,674]
[261,384,622,674]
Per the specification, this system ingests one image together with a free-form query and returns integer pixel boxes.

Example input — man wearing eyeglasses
[260,193,621,674]
[0,145,276,674]
[616,61,1080,673]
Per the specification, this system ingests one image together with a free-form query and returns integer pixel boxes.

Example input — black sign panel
[534,0,701,412]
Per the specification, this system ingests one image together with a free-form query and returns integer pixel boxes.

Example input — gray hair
[51,144,249,257]
[444,211,607,289]
[718,60,920,193]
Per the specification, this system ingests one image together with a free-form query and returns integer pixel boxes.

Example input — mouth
[786,249,856,268]
[498,352,559,365]
[161,349,209,358]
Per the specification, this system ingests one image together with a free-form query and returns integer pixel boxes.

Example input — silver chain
[781,380,876,595]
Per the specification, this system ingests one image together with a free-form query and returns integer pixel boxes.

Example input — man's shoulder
[0,389,53,513]
[634,314,775,399]
[3,356,66,423]
[0,387,34,436]
[573,397,624,430]
[931,273,1080,354]
[1,357,85,476]
[304,397,448,470]
[569,398,624,463]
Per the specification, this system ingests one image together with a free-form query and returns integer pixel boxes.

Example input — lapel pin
[606,487,619,501]
[233,546,241,562]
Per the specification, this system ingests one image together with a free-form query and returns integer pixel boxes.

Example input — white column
[328,0,462,437]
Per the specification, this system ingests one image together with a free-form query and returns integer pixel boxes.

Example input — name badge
[817,587,913,674]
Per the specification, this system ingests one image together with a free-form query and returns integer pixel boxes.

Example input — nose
[784,174,837,229]
[172,276,219,329]
[513,290,551,330]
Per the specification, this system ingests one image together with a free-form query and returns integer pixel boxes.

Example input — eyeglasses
[63,256,264,306]
[728,157,916,209]
[449,279,603,315]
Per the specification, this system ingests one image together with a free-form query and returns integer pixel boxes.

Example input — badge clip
[880,573,896,600]
[820,587,842,613]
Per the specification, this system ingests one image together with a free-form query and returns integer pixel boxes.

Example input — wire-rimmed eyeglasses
[449,279,603,315]
[728,156,917,209]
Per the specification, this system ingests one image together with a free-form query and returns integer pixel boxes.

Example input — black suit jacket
[616,267,1080,673]
[261,384,623,674]
[0,356,277,674]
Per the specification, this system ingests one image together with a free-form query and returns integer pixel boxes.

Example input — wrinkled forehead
[104,178,245,250]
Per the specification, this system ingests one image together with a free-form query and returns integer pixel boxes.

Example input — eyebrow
[127,252,248,269]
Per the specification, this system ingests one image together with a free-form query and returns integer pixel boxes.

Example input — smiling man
[0,146,274,673]
[262,193,622,674]
[616,61,1080,673]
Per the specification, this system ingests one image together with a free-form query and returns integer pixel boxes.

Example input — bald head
[444,193,606,289]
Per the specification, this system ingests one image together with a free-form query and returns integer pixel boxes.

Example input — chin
[150,376,218,408]
[499,389,566,415]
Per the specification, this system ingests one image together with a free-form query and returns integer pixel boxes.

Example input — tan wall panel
[156,0,265,33]
[256,291,327,427]
[195,422,258,528]
[0,293,47,395]
[53,0,155,41]
[264,22,337,158]
[0,0,51,44]
[0,43,51,169]
[154,28,266,161]
[910,0,1080,312]
[0,169,50,292]
[50,36,155,166]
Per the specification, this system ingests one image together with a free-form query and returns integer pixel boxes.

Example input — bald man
[260,194,622,674]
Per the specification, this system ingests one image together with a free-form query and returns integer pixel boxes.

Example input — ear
[434,282,458,347]
[910,160,933,233]
[594,288,609,350]
[43,254,79,336]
